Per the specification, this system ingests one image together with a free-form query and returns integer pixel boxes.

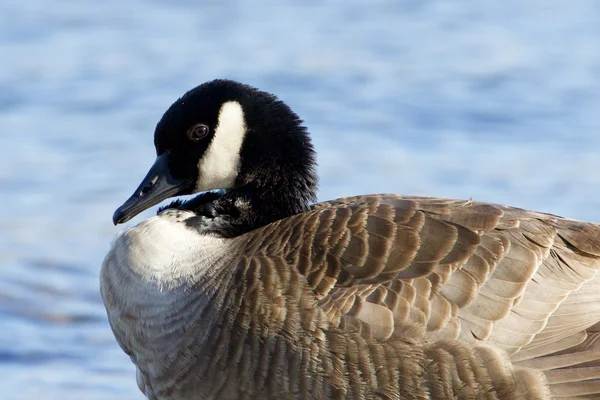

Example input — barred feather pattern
[101,195,600,399]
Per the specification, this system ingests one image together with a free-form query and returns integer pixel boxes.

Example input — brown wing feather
[246,194,600,398]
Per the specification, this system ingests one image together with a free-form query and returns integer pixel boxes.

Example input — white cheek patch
[196,101,247,192]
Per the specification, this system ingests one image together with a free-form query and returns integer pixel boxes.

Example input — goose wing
[243,194,600,398]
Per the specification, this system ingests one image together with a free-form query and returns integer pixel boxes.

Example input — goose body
[101,80,600,399]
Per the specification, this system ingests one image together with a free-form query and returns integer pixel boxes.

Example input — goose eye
[188,124,209,141]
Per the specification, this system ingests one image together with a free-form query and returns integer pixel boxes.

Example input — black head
[113,79,318,225]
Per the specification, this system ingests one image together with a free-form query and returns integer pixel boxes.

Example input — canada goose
[101,79,600,400]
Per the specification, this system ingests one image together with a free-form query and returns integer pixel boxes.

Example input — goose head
[113,79,318,226]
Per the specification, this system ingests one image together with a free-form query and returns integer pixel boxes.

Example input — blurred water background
[2,1,600,398]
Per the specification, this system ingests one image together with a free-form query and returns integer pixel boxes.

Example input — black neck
[234,162,318,226]
[162,157,317,238]
[164,184,313,239]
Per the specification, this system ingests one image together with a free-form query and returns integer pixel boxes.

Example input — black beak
[112,153,189,225]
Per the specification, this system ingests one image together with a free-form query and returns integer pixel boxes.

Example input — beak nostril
[139,176,159,196]
[113,153,185,224]
[139,185,151,196]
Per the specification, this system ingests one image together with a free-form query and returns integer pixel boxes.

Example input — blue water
[2,1,600,398]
